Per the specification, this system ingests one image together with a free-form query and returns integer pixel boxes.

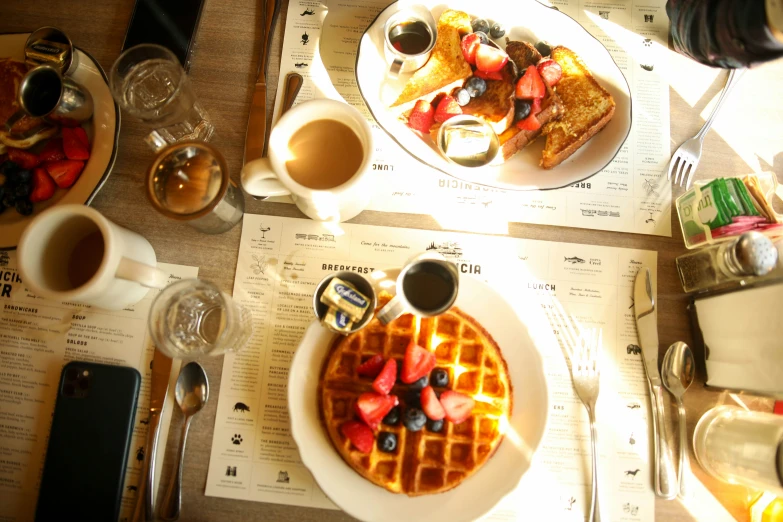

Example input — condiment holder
[312,271,377,334]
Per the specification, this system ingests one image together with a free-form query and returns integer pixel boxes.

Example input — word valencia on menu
[0,269,22,298]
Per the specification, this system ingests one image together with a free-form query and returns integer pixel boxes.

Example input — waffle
[318,301,512,496]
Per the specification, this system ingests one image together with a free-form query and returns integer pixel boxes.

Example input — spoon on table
[160,362,210,521]
[661,341,695,499]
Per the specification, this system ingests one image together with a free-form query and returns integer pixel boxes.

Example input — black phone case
[35,362,141,522]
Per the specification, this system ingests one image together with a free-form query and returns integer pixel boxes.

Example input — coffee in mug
[285,119,363,190]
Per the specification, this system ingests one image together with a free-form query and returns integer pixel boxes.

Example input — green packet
[705,178,742,218]
[695,179,733,228]
[730,178,761,216]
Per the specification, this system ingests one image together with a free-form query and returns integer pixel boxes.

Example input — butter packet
[323,306,354,334]
[319,277,369,322]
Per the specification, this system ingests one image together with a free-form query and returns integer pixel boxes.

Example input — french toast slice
[540,46,615,169]
[461,62,516,135]
[505,39,542,72]
[390,10,472,108]
[499,89,564,160]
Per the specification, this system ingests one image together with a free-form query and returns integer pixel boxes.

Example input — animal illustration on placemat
[277,470,290,483]
[295,63,308,68]
[231,434,243,445]
[301,32,309,45]
[301,8,314,15]
[627,344,641,355]
[233,402,250,413]
[139,418,149,425]
[136,446,145,464]
[629,432,636,446]
[625,468,641,478]
[626,402,641,410]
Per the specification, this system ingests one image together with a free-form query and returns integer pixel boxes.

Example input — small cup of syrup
[382,5,437,77]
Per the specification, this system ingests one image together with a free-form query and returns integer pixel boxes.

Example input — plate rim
[288,274,551,522]
[0,32,121,250]
[353,0,633,192]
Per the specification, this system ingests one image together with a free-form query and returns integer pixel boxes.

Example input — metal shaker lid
[725,231,779,276]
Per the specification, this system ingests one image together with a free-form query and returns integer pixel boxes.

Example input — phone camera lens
[63,383,75,396]
[65,368,79,381]
[78,377,89,390]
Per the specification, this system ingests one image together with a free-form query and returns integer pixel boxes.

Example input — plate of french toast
[289,271,549,522]
[355,0,632,190]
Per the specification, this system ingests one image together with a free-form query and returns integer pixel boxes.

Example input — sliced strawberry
[7,148,40,170]
[474,69,504,81]
[62,127,90,160]
[340,420,374,453]
[408,100,435,133]
[357,354,385,378]
[460,33,481,65]
[515,65,546,100]
[516,112,541,131]
[372,359,397,395]
[354,392,399,430]
[433,95,462,123]
[475,44,508,73]
[440,390,475,424]
[45,160,85,189]
[30,167,57,203]
[531,97,542,116]
[402,342,436,384]
[38,138,66,162]
[421,386,446,421]
[537,59,562,87]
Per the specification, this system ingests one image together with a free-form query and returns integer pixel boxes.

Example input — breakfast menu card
[205,215,656,522]
[0,252,197,522]
[269,0,672,237]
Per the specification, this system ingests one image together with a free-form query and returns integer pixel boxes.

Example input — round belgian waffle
[318,301,513,496]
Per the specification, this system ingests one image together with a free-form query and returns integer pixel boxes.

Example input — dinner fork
[570,328,601,522]
[667,68,745,189]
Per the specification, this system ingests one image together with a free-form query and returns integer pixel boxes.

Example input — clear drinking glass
[149,279,252,358]
[147,141,244,234]
[693,405,783,495]
[109,44,215,150]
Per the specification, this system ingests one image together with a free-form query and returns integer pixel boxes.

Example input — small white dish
[354,0,632,191]
[0,32,121,249]
[289,273,549,522]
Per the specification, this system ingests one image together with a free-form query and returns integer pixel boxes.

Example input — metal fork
[570,328,601,522]
[667,68,745,189]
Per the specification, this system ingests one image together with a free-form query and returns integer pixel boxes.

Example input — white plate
[289,273,549,522]
[355,0,632,191]
[0,33,120,249]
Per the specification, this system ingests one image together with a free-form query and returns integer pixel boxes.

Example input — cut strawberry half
[421,386,446,421]
[531,97,542,116]
[408,100,435,133]
[460,33,482,65]
[38,138,66,162]
[354,392,399,430]
[62,127,90,160]
[537,59,562,87]
[30,167,56,203]
[515,65,546,99]
[401,342,436,384]
[516,112,541,131]
[475,44,508,73]
[45,160,85,189]
[440,390,475,424]
[372,359,397,395]
[434,95,462,123]
[357,354,385,378]
[474,69,504,81]
[341,420,374,453]
[7,148,40,170]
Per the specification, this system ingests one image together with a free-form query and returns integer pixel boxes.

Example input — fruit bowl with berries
[0,33,120,249]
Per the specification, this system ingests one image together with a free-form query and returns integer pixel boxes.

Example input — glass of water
[149,279,252,358]
[109,44,215,151]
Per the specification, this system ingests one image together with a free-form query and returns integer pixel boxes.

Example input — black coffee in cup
[401,261,457,313]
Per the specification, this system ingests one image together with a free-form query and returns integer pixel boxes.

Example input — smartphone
[35,362,141,522]
[121,0,207,71]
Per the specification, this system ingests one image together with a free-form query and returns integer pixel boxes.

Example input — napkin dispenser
[691,282,783,397]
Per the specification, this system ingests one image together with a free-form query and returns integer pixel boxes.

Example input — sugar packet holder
[676,173,783,249]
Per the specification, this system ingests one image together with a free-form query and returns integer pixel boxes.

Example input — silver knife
[132,348,174,521]
[633,267,677,500]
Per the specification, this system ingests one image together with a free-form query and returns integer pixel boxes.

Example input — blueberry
[377,432,397,453]
[473,31,489,45]
[427,418,444,433]
[14,199,33,216]
[454,88,471,107]
[13,169,32,185]
[406,389,422,409]
[515,100,532,121]
[403,408,427,432]
[471,18,490,34]
[383,406,401,426]
[535,41,552,57]
[410,375,429,390]
[490,23,505,39]
[0,161,18,176]
[431,368,449,387]
[465,77,487,98]
[2,192,16,208]
[14,183,31,199]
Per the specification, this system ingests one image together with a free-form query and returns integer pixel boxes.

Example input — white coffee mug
[17,205,167,310]
[241,99,375,222]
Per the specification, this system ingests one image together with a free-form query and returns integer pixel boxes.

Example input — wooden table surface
[2,0,782,520]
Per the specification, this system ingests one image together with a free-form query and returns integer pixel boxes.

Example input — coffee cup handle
[389,57,404,78]
[377,295,406,325]
[4,109,27,131]
[241,157,292,197]
[116,258,168,289]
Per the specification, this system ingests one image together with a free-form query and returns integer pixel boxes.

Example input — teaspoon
[661,341,695,499]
